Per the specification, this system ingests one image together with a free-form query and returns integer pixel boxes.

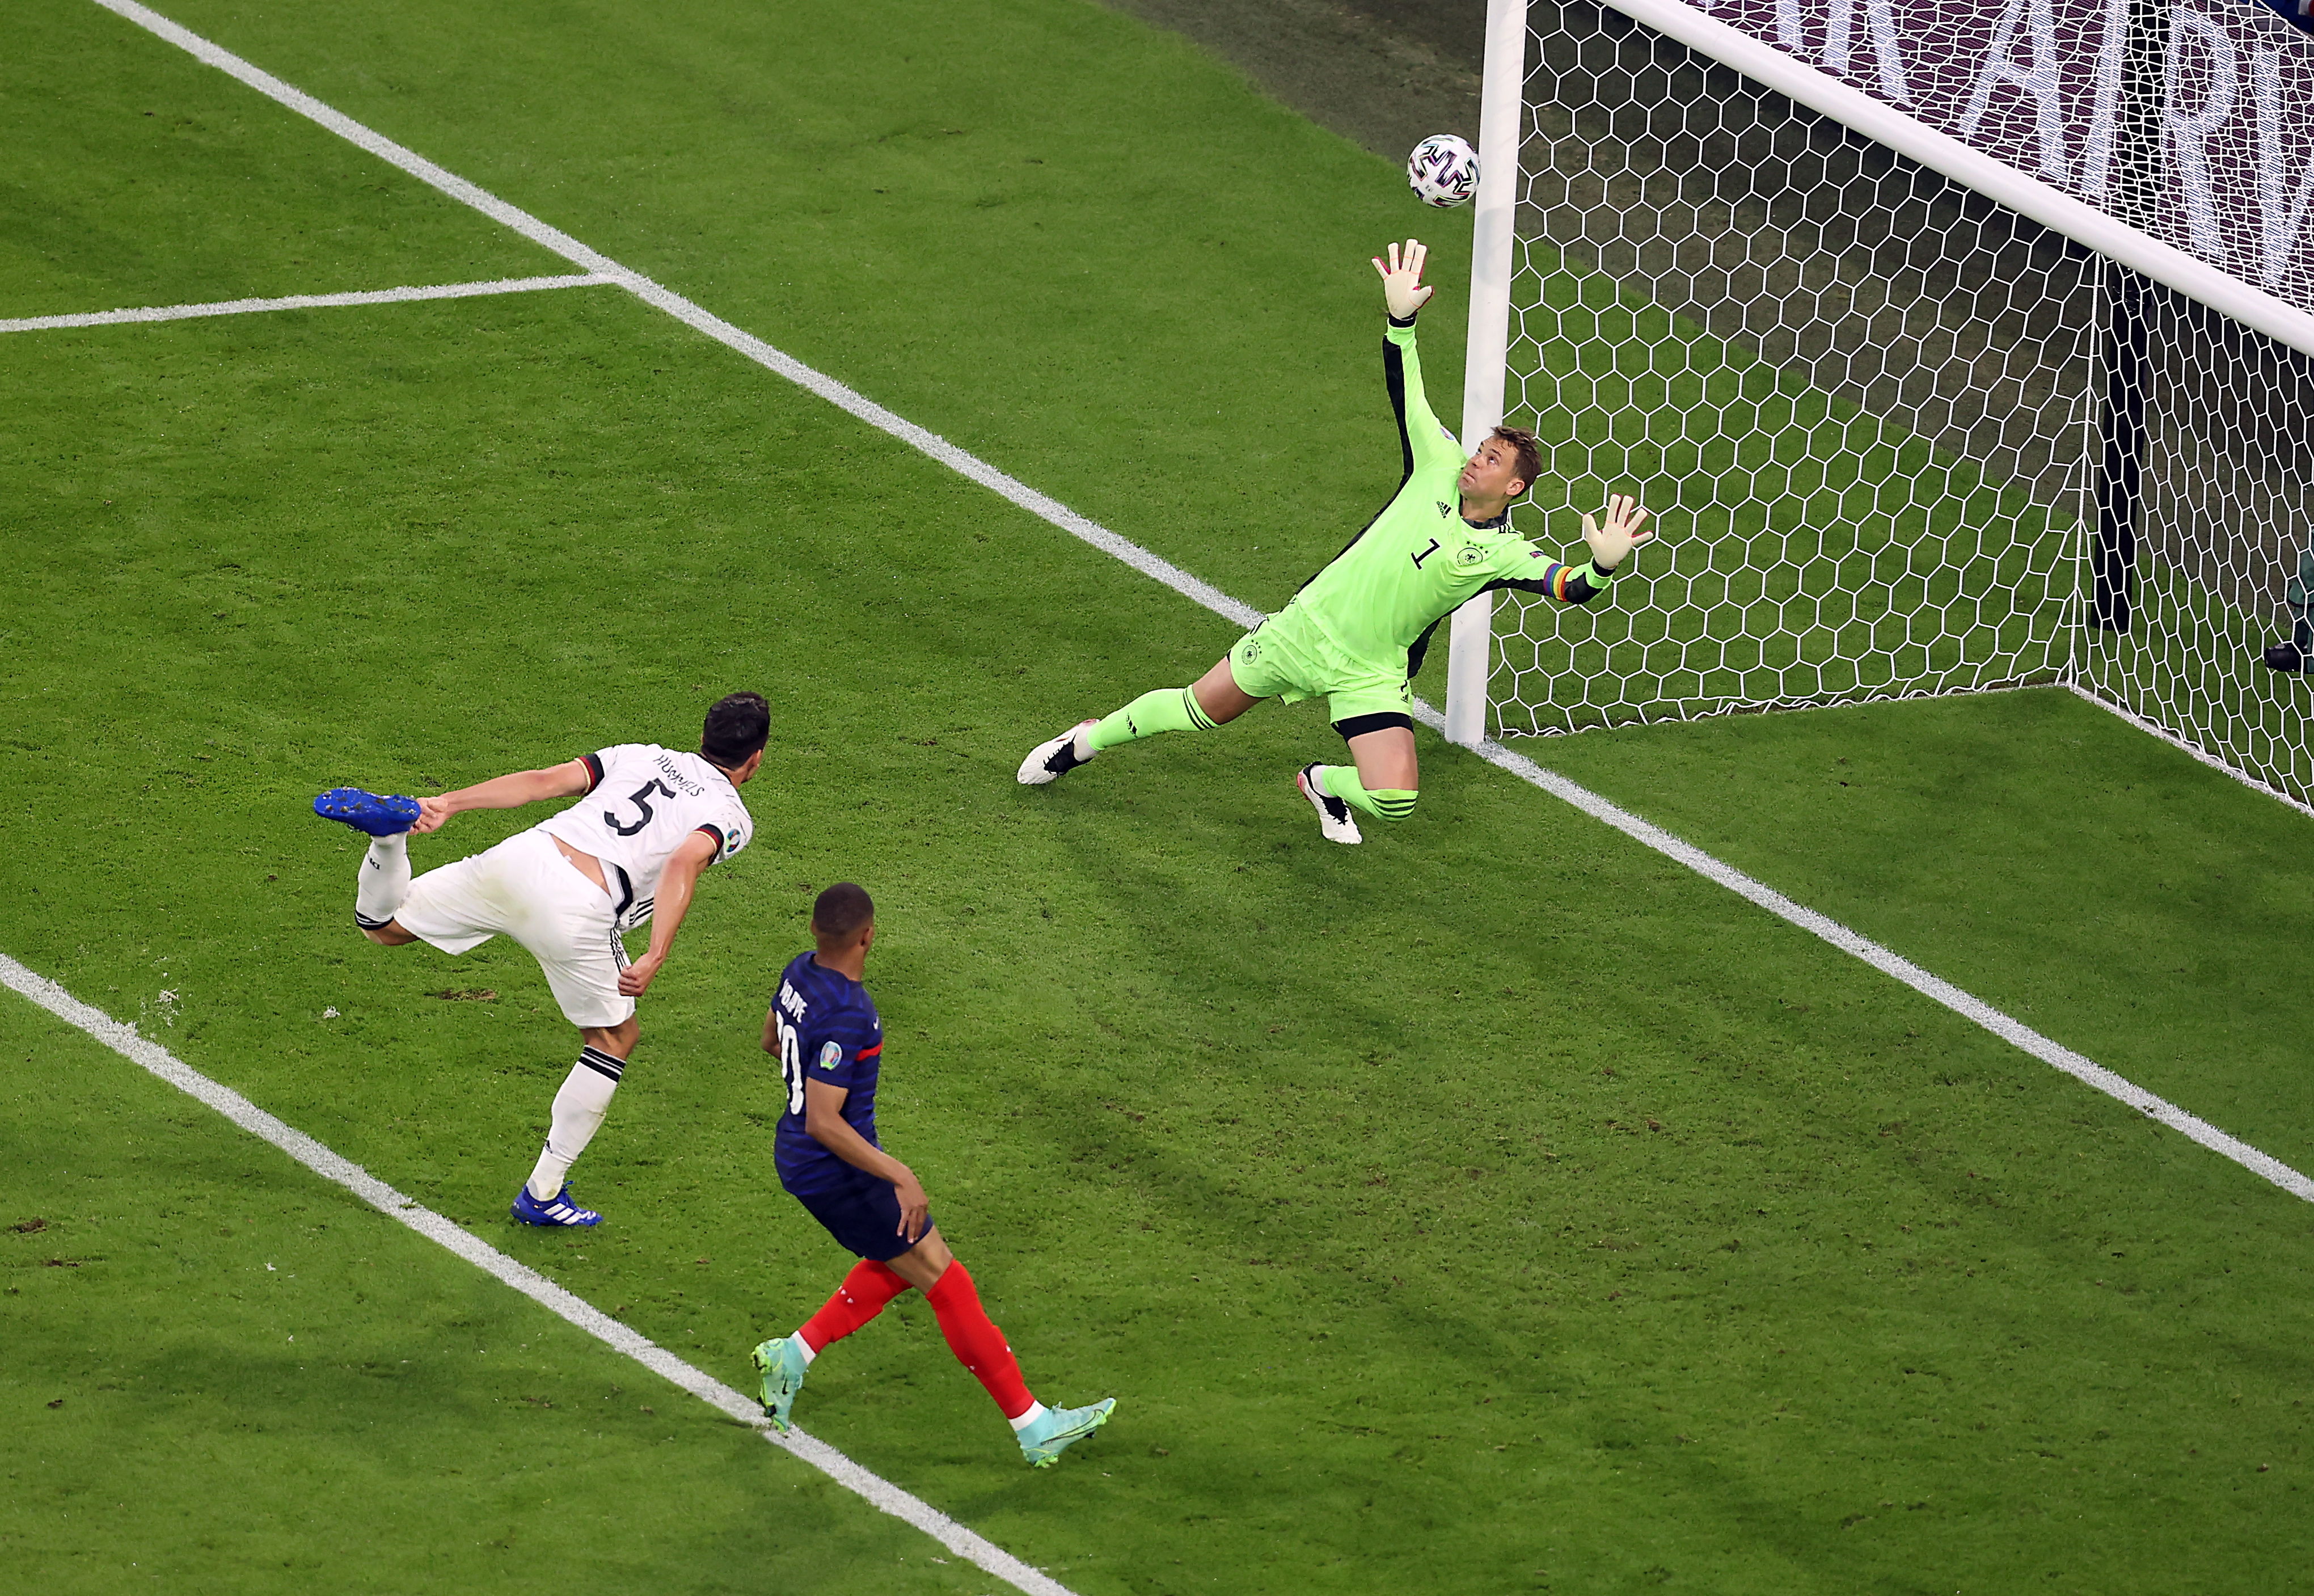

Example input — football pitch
[5,1,2312,1591]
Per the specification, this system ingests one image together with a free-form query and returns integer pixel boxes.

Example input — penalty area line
[88,8,2309,1210]
[0,273,618,335]
[0,951,1082,1596]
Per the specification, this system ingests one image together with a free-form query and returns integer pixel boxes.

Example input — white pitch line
[0,273,617,335]
[90,0,1261,634]
[0,952,1079,1596]
[2063,679,2314,823]
[1404,700,2314,1203]
[86,0,2314,1216]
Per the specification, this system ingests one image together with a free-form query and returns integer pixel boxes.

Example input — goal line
[0,273,616,335]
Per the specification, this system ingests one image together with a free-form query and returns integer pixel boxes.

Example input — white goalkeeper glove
[1371,239,1435,322]
[1580,493,1655,573]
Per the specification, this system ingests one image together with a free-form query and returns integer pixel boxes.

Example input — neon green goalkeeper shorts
[1226,605,1412,724]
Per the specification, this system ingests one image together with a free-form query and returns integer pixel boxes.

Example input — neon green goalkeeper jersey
[1282,316,1610,678]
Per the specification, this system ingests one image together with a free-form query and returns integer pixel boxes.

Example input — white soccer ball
[1407,134,1479,209]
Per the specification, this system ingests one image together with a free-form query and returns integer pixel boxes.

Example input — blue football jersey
[770,950,885,1196]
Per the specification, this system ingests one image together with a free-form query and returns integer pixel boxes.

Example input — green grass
[0,1,558,315]
[0,1002,991,1596]
[1539,683,2314,1178]
[4,1,2312,1592]
[136,0,1465,614]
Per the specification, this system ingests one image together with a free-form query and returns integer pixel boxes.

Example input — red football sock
[798,1259,911,1354]
[924,1260,1034,1420]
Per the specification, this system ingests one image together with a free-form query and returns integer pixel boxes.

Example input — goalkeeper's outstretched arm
[1371,239,1462,480]
[1479,494,1657,606]
[1409,496,1657,679]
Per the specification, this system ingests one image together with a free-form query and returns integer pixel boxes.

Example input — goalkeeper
[1016,239,1655,844]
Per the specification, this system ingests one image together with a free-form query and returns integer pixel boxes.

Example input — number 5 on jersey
[605,779,677,838]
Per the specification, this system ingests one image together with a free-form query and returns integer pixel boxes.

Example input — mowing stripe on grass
[90,2,2312,1223]
[0,951,1082,1596]
[90,0,1262,634]
[0,273,618,335]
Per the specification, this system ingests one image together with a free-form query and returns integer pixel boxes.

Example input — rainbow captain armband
[1532,560,1616,599]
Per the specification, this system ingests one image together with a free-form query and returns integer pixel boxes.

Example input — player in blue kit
[748,883,1116,1467]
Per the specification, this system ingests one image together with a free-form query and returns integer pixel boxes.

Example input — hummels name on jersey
[653,752,710,797]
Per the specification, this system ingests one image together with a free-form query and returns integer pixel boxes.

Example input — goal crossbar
[1589,0,2314,360]
[1445,0,2314,776]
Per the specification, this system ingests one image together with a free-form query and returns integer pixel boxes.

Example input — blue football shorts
[788,1174,929,1263]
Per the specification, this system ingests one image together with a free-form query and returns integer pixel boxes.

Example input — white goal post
[1446,0,2314,813]
[1445,0,1538,748]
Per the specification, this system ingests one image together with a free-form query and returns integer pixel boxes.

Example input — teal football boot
[751,1336,810,1433]
[1017,1398,1116,1467]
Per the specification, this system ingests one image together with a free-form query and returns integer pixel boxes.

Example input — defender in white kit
[312,691,768,1227]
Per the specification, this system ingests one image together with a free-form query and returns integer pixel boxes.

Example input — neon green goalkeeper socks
[1087,686,1217,753]
[1316,765,1418,822]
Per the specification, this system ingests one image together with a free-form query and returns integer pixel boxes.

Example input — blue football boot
[1017,1398,1117,1467]
[510,1184,601,1227]
[313,787,421,837]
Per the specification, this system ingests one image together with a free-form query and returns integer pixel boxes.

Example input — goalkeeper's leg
[1017,655,1261,784]
[1315,760,1419,822]
[1299,707,1418,843]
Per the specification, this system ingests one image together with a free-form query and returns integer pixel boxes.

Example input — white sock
[1007,1400,1048,1433]
[525,1048,623,1200]
[790,1335,819,1366]
[1070,724,1096,762]
[354,834,410,928]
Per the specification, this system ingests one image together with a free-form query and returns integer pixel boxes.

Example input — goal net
[1455,0,2314,809]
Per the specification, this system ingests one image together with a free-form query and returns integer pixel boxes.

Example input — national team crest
[1454,544,1484,567]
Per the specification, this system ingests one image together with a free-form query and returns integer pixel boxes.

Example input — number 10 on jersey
[775,1014,805,1114]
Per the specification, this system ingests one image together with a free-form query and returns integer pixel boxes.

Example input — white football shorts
[395,829,635,1029]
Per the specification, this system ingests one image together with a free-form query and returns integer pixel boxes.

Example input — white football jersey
[533,744,752,927]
